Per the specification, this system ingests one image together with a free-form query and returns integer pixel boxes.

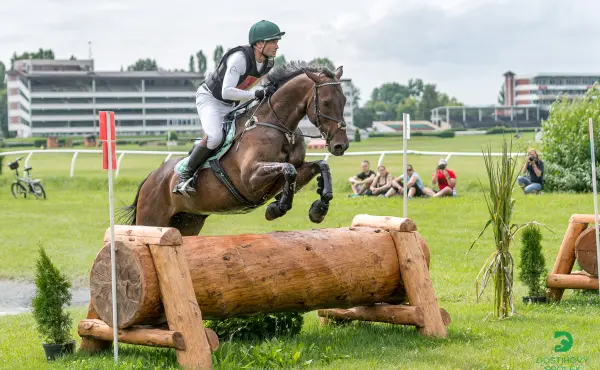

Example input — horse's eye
[322,101,329,107]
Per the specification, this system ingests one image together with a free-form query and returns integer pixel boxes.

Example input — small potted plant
[518,224,548,303]
[31,245,75,360]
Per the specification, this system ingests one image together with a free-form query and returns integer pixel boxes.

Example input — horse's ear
[335,66,343,81]
[303,68,321,84]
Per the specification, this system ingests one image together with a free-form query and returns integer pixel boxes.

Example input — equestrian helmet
[249,20,285,45]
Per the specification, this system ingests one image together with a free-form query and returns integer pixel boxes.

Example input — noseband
[311,81,347,143]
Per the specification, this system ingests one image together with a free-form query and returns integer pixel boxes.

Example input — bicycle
[8,157,47,200]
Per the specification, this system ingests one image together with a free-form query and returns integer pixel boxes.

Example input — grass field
[1,133,600,369]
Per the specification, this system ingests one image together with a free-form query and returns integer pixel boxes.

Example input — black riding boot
[172,143,213,197]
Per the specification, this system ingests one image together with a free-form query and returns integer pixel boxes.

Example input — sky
[2,0,600,106]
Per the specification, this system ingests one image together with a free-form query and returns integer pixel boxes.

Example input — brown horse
[120,62,349,236]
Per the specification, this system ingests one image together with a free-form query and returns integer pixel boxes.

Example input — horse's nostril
[333,144,344,152]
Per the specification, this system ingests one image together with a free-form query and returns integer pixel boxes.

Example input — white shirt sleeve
[221,51,257,101]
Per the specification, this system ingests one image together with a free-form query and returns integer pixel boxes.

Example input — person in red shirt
[430,159,456,197]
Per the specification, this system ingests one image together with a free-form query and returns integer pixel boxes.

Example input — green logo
[554,331,573,353]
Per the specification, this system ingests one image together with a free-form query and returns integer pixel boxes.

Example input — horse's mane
[263,61,335,88]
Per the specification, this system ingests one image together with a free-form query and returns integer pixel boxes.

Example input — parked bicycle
[8,157,47,200]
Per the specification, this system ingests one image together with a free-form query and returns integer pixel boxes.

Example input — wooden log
[78,319,185,350]
[391,231,447,337]
[351,214,417,232]
[78,303,112,353]
[317,304,451,327]
[575,227,599,276]
[104,225,183,246]
[90,240,164,329]
[149,243,213,370]
[546,273,599,290]
[569,214,597,224]
[90,227,418,328]
[547,220,588,301]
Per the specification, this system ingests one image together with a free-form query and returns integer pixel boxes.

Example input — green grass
[1,134,600,369]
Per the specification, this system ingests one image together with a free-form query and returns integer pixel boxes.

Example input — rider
[173,20,285,196]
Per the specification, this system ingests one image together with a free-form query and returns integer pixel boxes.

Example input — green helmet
[249,20,285,45]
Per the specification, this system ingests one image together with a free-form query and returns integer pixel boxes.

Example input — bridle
[310,81,347,142]
[263,79,347,144]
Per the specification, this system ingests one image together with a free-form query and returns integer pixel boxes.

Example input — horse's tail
[118,172,152,226]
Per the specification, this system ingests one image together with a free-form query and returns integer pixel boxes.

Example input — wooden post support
[546,218,589,301]
[79,303,112,353]
[149,241,213,370]
[391,230,447,337]
[317,304,451,327]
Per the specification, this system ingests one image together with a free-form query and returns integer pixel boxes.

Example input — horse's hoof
[265,202,286,221]
[309,200,329,223]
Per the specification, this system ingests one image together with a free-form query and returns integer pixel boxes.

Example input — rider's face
[260,40,279,58]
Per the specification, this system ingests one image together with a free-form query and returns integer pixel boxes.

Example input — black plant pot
[522,296,547,304]
[42,340,75,361]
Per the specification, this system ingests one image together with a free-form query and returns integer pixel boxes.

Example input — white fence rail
[0,149,527,178]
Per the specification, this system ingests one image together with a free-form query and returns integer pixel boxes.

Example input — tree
[353,106,376,129]
[498,83,505,105]
[127,58,159,71]
[188,55,196,72]
[0,61,7,137]
[10,48,55,68]
[395,97,420,120]
[69,55,77,60]
[213,45,224,68]
[274,55,287,67]
[310,57,335,71]
[196,51,207,75]
[541,85,600,192]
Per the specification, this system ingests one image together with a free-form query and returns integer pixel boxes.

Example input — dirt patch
[0,280,90,316]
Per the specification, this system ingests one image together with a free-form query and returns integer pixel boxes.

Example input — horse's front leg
[294,160,333,223]
[247,162,297,221]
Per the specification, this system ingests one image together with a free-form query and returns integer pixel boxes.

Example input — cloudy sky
[1,0,599,105]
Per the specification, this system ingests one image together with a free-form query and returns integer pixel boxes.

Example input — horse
[119,61,350,236]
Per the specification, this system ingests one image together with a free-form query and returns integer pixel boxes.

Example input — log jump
[547,214,600,302]
[78,214,449,370]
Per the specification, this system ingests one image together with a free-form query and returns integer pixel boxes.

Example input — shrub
[205,312,304,341]
[354,129,361,142]
[518,224,546,297]
[31,245,73,344]
[541,85,600,192]
[167,131,178,141]
[34,139,46,148]
[486,127,538,135]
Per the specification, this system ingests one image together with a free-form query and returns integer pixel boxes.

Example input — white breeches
[196,87,236,150]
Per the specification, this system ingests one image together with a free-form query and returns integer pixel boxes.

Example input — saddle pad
[174,118,236,175]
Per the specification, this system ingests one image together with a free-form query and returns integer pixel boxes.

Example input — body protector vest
[205,45,274,105]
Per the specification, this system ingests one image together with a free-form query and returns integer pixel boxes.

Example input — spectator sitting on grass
[517,148,544,194]
[386,165,433,198]
[348,160,376,197]
[370,165,394,197]
[430,158,456,198]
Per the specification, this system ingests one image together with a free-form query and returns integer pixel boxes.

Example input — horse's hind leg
[294,160,333,224]
[169,212,208,236]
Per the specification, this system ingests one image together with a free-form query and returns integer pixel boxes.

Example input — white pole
[403,113,409,218]
[105,112,119,362]
[588,118,600,297]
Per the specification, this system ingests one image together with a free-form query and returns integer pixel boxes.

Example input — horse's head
[303,67,349,156]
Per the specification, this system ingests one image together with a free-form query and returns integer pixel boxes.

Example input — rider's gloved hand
[254,85,277,100]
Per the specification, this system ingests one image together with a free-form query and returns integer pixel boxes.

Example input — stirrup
[172,177,196,198]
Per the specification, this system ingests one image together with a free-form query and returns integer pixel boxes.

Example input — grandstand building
[6,59,203,138]
[505,71,600,107]
[6,59,355,139]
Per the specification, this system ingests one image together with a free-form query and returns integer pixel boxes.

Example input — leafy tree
[196,51,207,75]
[10,48,55,68]
[0,61,7,137]
[541,85,600,192]
[69,55,77,60]
[213,45,224,68]
[127,58,159,71]
[188,55,195,72]
[274,55,287,67]
[310,57,335,71]
[395,96,420,120]
[498,83,505,105]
